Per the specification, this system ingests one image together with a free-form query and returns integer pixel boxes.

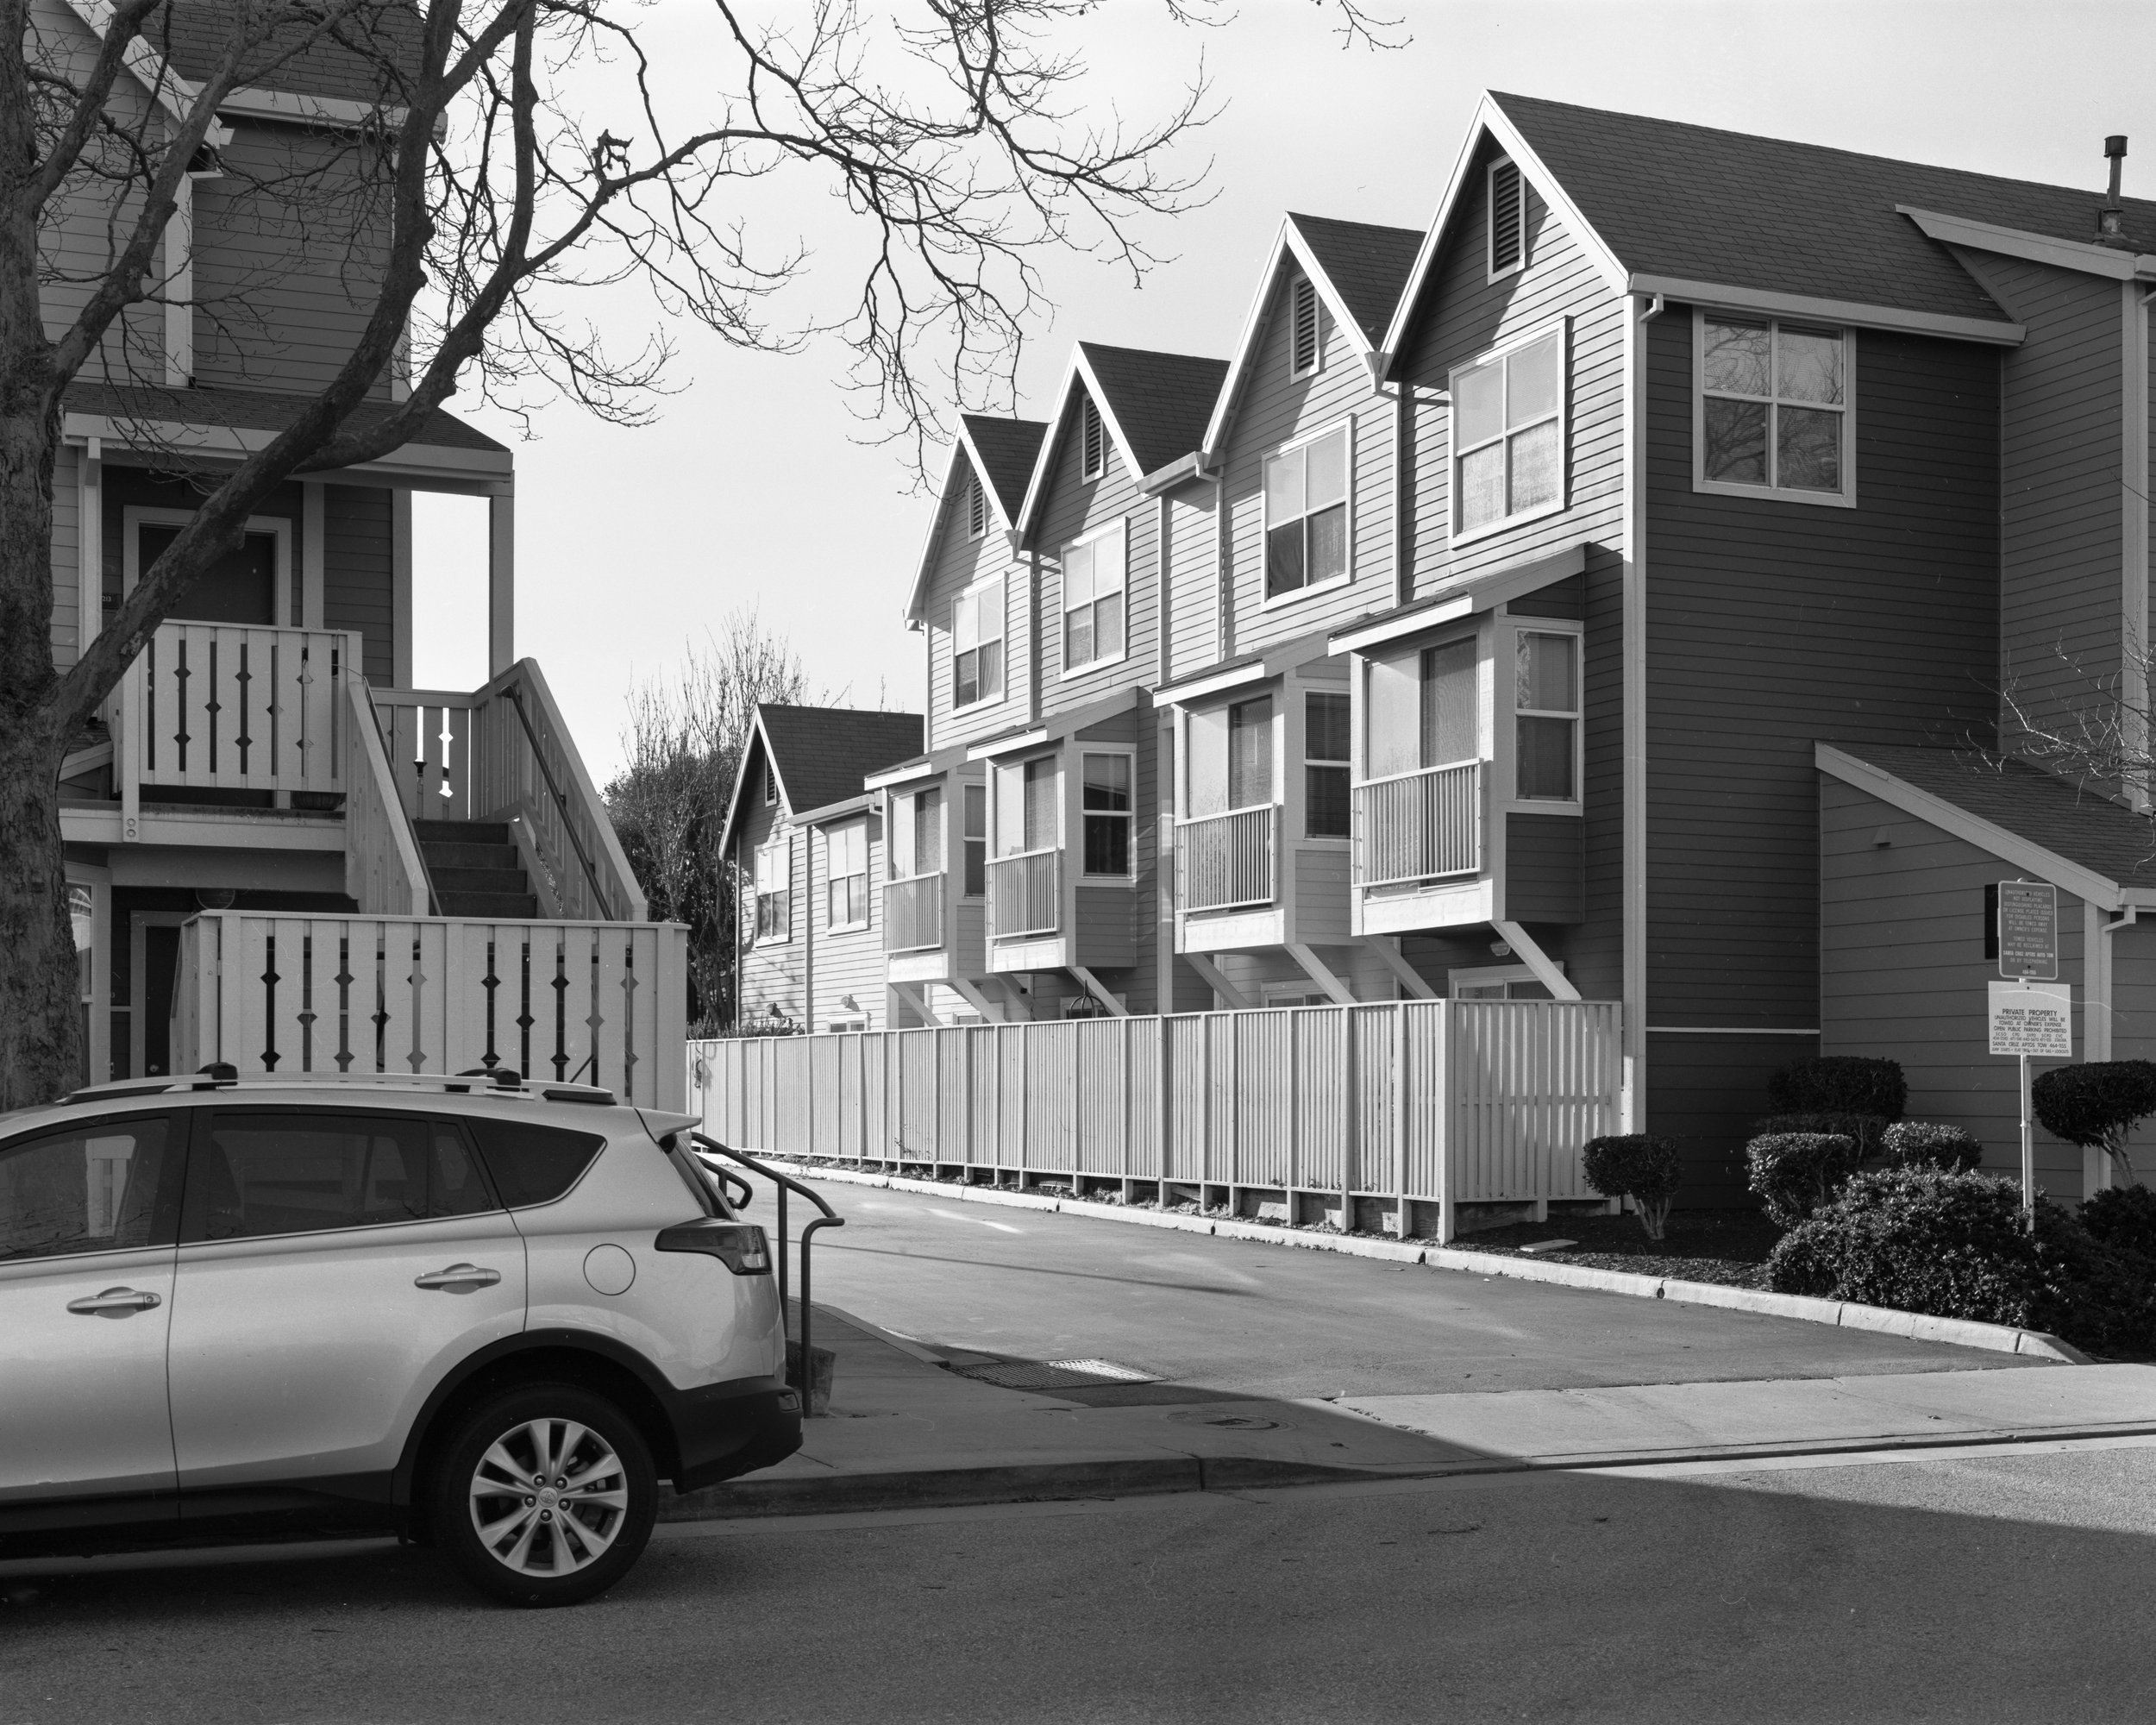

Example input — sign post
[1990,881,2065,1227]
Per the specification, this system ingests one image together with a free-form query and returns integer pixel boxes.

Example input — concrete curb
[751,1158,2092,1366]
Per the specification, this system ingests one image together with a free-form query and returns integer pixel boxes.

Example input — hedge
[2031,1062,2156,1186]
[1752,1110,1890,1159]
[1581,1134,1683,1240]
[1766,1057,1907,1122]
[1879,1120,1984,1173]
[1745,1132,1864,1230]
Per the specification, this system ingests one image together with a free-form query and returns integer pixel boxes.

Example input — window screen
[187,1112,498,1241]
[0,1115,170,1262]
[465,1117,608,1209]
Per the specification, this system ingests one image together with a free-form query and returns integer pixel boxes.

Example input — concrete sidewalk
[665,1305,2156,1520]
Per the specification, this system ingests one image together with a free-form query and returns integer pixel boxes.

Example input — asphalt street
[8,1438,2156,1723]
[772,1176,2040,1396]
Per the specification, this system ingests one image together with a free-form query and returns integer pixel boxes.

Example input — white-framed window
[1304,690,1351,838]
[1187,693,1275,819]
[1450,963,1559,1000]
[1365,636,1479,780]
[1695,311,1854,505]
[753,838,791,942]
[953,575,1006,710]
[824,1015,868,1034]
[1452,323,1564,543]
[1513,628,1579,804]
[890,786,943,880]
[824,821,868,932]
[1062,518,1127,674]
[1263,423,1351,601]
[1289,276,1322,378]
[1081,751,1134,878]
[1487,159,1525,279]
[1081,394,1106,480]
[993,755,1058,856]
[962,781,987,897]
[966,471,987,538]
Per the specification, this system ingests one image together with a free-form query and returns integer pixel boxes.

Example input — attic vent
[1489,160,1524,277]
[1081,394,1105,480]
[764,762,778,806]
[1290,277,1320,377]
[968,472,987,537]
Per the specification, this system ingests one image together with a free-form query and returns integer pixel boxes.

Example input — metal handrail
[690,1132,845,1414]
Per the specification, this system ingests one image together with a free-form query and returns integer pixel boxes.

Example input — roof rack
[64,1068,619,1107]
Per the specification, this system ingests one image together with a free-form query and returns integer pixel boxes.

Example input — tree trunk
[0,720,85,1107]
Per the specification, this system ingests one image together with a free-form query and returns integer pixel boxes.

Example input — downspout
[2093,902,2138,1195]
[1621,291,1667,1133]
[2122,281,2151,809]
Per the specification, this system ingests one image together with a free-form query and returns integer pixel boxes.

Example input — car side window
[462,1118,607,1208]
[0,1115,172,1263]
[185,1112,499,1243]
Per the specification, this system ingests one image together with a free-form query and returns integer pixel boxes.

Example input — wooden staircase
[413,819,538,919]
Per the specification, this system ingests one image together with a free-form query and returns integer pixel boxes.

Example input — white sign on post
[1988,981,2073,1057]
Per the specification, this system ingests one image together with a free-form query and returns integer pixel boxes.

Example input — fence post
[1157,1013,1172,1201]
[1286,1009,1300,1221]
[1391,1000,1408,1239]
[1341,1006,1357,1233]
[889,1028,903,1169]
[1436,1000,1456,1244]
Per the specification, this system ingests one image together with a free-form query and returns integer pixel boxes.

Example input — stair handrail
[343,673,436,915]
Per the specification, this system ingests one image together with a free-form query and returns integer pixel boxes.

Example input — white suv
[0,1070,799,1606]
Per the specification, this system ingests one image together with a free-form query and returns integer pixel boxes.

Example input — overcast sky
[410,0,2156,783]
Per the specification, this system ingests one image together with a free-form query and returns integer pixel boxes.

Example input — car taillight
[654,1220,772,1275]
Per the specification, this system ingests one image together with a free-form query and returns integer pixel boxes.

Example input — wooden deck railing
[687,997,1625,1243]
[177,910,688,1107]
[1355,761,1482,888]
[883,873,945,953]
[987,848,1059,939]
[1176,804,1278,913]
[342,675,431,915]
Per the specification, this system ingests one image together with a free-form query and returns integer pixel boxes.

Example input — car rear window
[464,1118,607,1208]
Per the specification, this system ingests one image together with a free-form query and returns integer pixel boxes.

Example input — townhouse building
[708,92,2156,1207]
[44,0,684,1102]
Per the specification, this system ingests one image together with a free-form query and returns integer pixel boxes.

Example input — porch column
[488,486,516,676]
[392,488,415,687]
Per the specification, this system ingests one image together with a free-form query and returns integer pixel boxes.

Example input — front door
[167,1107,528,1504]
[136,523,279,625]
[0,1112,181,1525]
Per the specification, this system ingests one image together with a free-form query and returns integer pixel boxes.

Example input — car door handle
[66,1286,163,1315]
[414,1263,502,1290]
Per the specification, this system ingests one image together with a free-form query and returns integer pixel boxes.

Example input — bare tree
[607,612,812,1030]
[2,0,1393,1106]
[1999,638,2156,814]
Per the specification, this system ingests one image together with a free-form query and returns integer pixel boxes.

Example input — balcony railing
[884,873,945,953]
[1355,760,1482,888]
[987,848,1060,939]
[1176,804,1278,913]
[120,619,356,800]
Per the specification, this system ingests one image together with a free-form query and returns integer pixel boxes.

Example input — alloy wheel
[467,1418,631,1577]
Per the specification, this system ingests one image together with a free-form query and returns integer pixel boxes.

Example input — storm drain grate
[950,1358,1161,1389]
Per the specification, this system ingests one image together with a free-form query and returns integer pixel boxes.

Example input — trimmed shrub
[2079,1183,2156,1269]
[1581,1133,1683,1241]
[2032,1061,2156,1186]
[1746,1132,1863,1230]
[1752,1110,1890,1159]
[1880,1120,1984,1173]
[1766,1057,1907,1122]
[1769,1167,2154,1354]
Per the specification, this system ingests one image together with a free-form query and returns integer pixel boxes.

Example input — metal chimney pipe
[2097,136,2128,241]
[2106,135,2128,206]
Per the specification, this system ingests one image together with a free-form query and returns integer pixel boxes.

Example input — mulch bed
[1458,1209,1783,1289]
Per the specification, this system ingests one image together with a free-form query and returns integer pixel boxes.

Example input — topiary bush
[1769,1167,2155,1354]
[2079,1183,2156,1269]
[1880,1120,1984,1173]
[1746,1132,1863,1230]
[1767,1057,1907,1122]
[2031,1061,2156,1185]
[1752,1110,1891,1159]
[1581,1133,1683,1241]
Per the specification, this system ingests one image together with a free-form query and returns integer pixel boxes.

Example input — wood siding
[1643,310,2001,1191]
[731,746,805,1020]
[51,447,80,664]
[1821,778,2088,1194]
[1164,482,1219,681]
[1505,812,1583,923]
[808,813,890,1029]
[1034,399,1157,723]
[1215,267,1395,656]
[1951,250,2125,756]
[921,452,1030,749]
[323,484,395,683]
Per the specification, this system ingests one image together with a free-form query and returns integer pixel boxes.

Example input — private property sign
[1988,981,2072,1058]
[1996,881,2058,979]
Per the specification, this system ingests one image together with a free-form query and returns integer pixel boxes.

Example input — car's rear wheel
[431,1383,658,1606]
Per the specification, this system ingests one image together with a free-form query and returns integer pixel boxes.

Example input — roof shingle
[1287,212,1424,347]
[1077,343,1230,477]
[65,381,508,454]
[758,705,924,819]
[959,415,1048,521]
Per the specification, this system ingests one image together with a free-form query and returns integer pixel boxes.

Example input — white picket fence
[177,912,689,1107]
[687,999,1624,1241]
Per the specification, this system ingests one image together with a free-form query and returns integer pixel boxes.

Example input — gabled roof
[1820,743,2156,906]
[1202,211,1421,458]
[63,381,508,454]
[1384,91,2084,361]
[717,704,924,860]
[902,414,1046,625]
[1014,342,1228,536]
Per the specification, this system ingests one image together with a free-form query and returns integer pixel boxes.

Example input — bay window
[994,756,1057,856]
[1062,520,1126,673]
[1305,691,1351,838]
[962,781,987,896]
[1264,425,1350,599]
[1081,753,1133,877]
[890,787,943,879]
[1188,695,1275,818]
[824,821,868,931]
[953,577,1005,709]
[1452,324,1564,539]
[1696,313,1851,501]
[1514,630,1577,802]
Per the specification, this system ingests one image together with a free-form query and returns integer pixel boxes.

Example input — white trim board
[1897,206,2156,284]
[1330,543,1587,655]
[1627,273,2024,346]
